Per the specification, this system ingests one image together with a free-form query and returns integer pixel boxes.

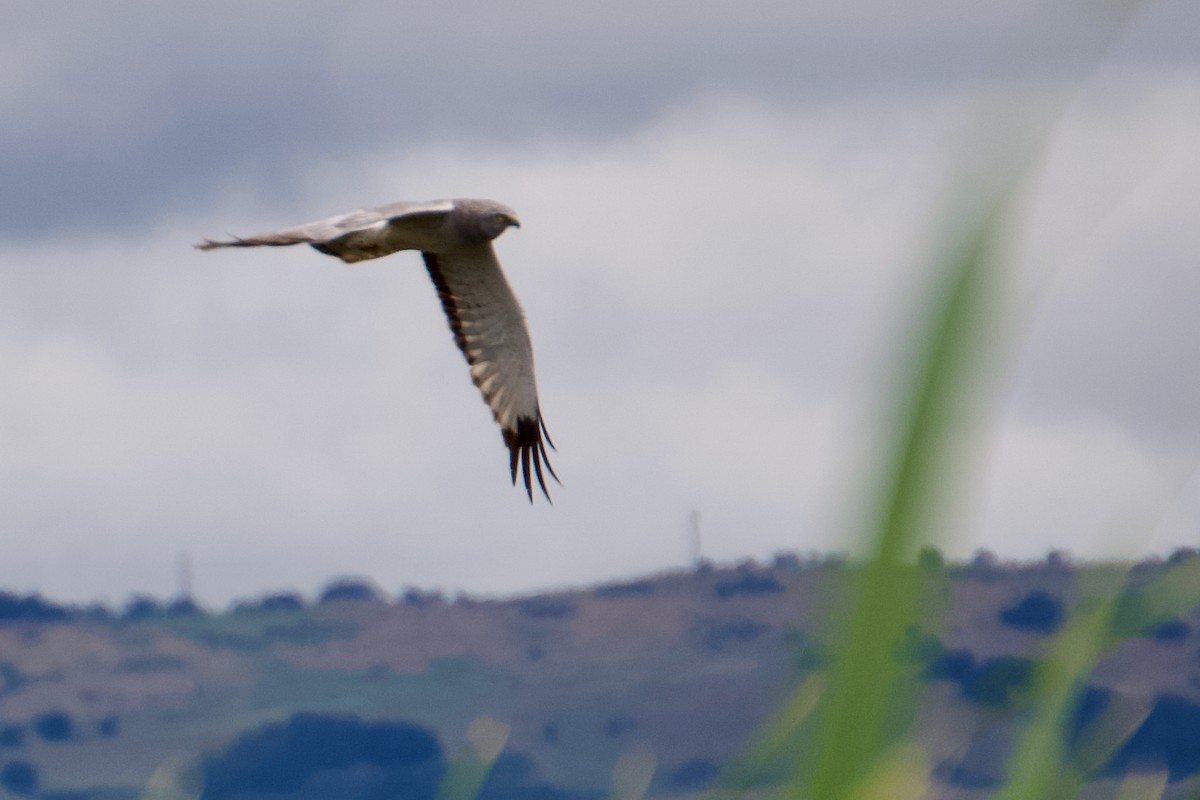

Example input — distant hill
[0,551,1198,798]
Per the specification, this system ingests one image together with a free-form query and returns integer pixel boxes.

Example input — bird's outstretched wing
[195,200,456,262]
[423,247,558,502]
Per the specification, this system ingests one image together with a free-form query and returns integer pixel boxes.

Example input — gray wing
[423,247,557,502]
[195,199,456,262]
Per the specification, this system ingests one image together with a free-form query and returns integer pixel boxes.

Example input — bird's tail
[194,232,313,251]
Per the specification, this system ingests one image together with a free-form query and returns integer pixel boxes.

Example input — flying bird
[196,198,558,502]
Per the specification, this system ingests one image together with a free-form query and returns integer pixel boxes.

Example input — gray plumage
[197,198,557,502]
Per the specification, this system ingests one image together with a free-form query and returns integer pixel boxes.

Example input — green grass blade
[797,155,1017,800]
[436,716,511,800]
[994,585,1122,800]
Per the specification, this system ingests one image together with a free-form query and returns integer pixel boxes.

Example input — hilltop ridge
[0,550,1198,798]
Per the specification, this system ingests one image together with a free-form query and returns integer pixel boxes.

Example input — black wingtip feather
[504,415,558,504]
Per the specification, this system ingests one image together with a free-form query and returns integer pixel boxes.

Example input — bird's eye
[494,213,508,225]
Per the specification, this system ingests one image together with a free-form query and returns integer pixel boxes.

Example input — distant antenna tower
[689,508,702,565]
[178,552,194,600]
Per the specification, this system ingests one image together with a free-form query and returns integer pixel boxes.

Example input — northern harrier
[196,198,557,502]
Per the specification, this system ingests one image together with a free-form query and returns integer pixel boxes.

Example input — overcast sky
[1,1,1198,607]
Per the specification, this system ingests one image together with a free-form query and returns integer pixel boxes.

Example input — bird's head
[456,199,521,243]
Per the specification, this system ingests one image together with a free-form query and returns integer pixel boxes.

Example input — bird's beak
[510,218,521,229]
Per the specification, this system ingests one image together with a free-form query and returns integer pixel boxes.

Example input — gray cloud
[4,1,1196,240]
[0,2,1198,604]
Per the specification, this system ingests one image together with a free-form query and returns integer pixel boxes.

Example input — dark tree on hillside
[999,591,1064,635]
[166,596,203,617]
[664,759,721,793]
[402,588,444,608]
[925,650,976,684]
[517,597,577,620]
[33,711,74,742]
[703,619,768,652]
[772,552,804,571]
[121,595,162,621]
[480,753,537,789]
[713,573,783,599]
[594,581,656,598]
[1044,550,1072,572]
[1168,547,1199,564]
[1106,694,1200,780]
[1151,619,1190,642]
[233,592,307,614]
[965,549,1000,579]
[0,725,23,749]
[200,713,443,798]
[0,592,68,623]
[318,578,382,604]
[260,592,306,612]
[962,656,1036,707]
[475,751,590,800]
[79,602,114,622]
[0,761,38,796]
[0,663,27,697]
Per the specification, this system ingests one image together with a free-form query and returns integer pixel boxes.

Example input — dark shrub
[517,598,576,620]
[714,573,783,599]
[402,588,443,608]
[1044,550,1072,572]
[703,620,768,651]
[1107,694,1200,779]
[78,603,114,622]
[966,549,1000,579]
[0,761,38,795]
[0,724,24,748]
[926,649,976,684]
[96,716,120,737]
[483,753,538,788]
[476,751,586,800]
[318,578,382,604]
[0,592,69,623]
[772,552,804,571]
[33,711,74,742]
[121,595,162,621]
[1151,619,1190,642]
[201,713,443,798]
[999,591,1064,635]
[663,759,720,793]
[594,581,656,598]
[962,656,1037,707]
[1168,547,1199,564]
[0,663,27,695]
[166,596,203,617]
[259,592,305,612]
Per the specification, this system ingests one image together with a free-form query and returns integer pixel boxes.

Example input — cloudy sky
[1,1,1198,607]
